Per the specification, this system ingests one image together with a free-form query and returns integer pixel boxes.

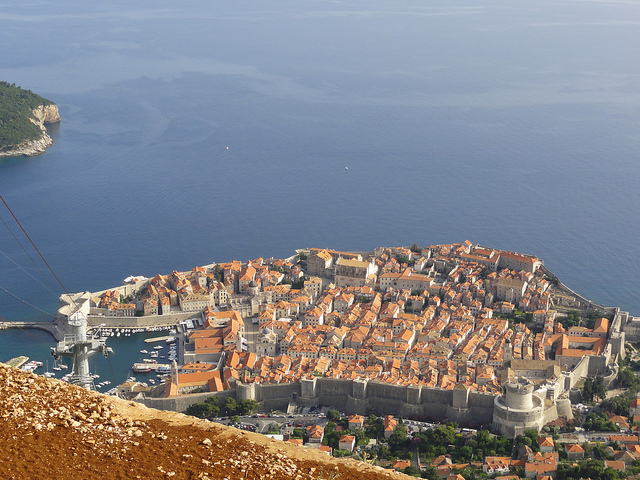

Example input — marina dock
[3,356,29,369]
[144,336,175,344]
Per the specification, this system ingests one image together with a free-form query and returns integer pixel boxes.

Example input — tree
[594,376,607,402]
[223,396,238,416]
[422,466,439,480]
[619,368,638,389]
[291,428,306,439]
[327,409,341,423]
[583,377,594,403]
[388,427,410,452]
[230,415,240,425]
[354,427,369,446]
[266,423,280,434]
[404,465,421,476]
[238,399,259,415]
[365,415,384,439]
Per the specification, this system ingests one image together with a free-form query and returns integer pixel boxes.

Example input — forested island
[0,82,60,157]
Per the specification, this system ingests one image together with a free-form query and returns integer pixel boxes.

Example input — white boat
[153,345,163,350]
[140,350,148,354]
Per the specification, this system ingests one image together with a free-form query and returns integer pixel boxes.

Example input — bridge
[0,320,65,342]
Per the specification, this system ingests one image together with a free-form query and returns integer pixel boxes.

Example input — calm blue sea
[1,0,640,383]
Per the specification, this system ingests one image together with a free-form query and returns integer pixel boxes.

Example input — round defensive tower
[493,378,544,437]
[505,378,534,410]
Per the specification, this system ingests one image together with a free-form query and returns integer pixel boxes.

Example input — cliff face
[32,103,61,125]
[0,104,60,158]
[0,363,405,480]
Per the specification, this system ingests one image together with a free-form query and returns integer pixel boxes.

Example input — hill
[0,363,407,480]
[0,82,60,157]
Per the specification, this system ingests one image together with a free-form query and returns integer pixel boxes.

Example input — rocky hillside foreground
[0,364,408,480]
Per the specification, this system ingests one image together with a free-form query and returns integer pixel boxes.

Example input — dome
[249,280,258,288]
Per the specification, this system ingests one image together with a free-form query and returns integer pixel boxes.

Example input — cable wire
[0,194,79,313]
[0,247,59,297]
[0,211,59,296]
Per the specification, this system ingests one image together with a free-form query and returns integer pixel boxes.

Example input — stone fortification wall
[420,386,452,405]
[565,356,590,390]
[542,266,615,316]
[468,391,496,410]
[86,311,198,329]
[556,397,573,419]
[140,389,235,412]
[367,382,408,402]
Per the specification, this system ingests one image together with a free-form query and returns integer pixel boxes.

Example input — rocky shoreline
[0,104,60,158]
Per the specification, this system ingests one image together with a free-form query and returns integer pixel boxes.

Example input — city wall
[542,266,616,316]
[86,312,199,329]
[137,377,495,424]
[139,389,236,413]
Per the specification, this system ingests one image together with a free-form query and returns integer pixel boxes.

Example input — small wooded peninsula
[0,82,61,157]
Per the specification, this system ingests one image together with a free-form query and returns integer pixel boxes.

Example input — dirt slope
[0,364,409,480]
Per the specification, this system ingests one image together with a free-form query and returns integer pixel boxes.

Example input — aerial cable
[0,283,57,317]
[0,210,59,296]
[0,194,79,312]
[0,247,59,297]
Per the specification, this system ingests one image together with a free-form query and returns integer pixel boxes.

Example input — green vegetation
[184,396,259,419]
[557,310,582,329]
[556,458,620,480]
[582,376,608,404]
[596,365,640,416]
[0,81,54,151]
[582,412,619,432]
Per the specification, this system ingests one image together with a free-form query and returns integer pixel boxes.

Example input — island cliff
[0,82,61,158]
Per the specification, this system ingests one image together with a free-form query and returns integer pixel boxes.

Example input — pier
[144,335,175,344]
[0,320,64,342]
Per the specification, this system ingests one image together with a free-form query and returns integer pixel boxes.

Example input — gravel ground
[0,363,408,480]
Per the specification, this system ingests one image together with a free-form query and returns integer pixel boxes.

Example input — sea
[1,0,639,386]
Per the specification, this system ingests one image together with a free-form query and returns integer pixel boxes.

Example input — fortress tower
[493,378,544,437]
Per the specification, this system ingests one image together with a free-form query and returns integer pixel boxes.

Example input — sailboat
[43,360,55,378]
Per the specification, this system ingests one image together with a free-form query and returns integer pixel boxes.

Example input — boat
[140,350,148,354]
[153,345,163,350]
[166,337,176,344]
[132,365,151,373]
